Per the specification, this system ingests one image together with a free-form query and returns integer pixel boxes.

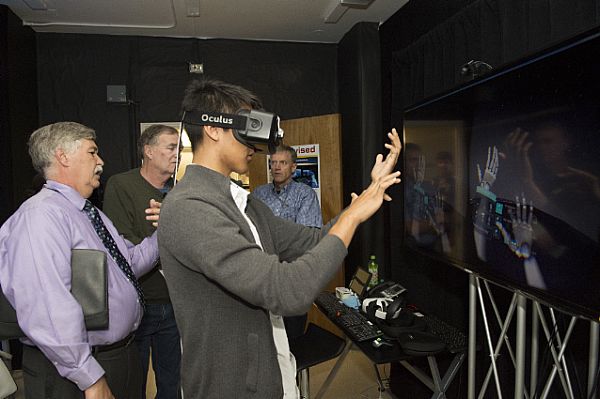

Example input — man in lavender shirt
[0,122,161,399]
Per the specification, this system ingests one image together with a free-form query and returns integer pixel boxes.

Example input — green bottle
[367,255,379,288]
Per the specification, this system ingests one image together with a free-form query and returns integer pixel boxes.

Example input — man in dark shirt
[103,124,181,399]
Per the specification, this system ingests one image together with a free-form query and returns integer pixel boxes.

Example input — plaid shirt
[252,180,322,227]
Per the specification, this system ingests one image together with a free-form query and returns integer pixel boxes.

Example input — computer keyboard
[423,313,467,353]
[315,292,383,342]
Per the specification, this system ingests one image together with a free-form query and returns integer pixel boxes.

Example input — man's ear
[291,162,297,173]
[55,148,70,167]
[144,144,153,160]
[203,125,221,142]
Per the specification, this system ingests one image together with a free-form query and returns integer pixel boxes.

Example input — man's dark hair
[138,124,179,160]
[274,145,297,164]
[405,143,422,153]
[435,150,453,162]
[181,78,263,152]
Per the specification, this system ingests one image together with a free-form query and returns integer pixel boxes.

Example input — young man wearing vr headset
[158,77,401,399]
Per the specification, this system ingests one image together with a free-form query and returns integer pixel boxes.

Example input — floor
[305,346,396,399]
[11,346,396,399]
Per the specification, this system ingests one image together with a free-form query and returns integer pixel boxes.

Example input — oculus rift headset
[182,109,284,153]
[362,295,445,355]
[362,295,427,338]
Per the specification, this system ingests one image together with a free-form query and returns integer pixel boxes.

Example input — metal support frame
[515,294,527,399]
[398,352,465,399]
[372,363,388,394]
[530,304,539,399]
[468,274,477,399]
[314,337,465,399]
[475,276,503,398]
[314,338,353,399]
[535,302,577,399]
[589,321,599,399]
[298,368,310,399]
[478,286,518,398]
[467,274,599,399]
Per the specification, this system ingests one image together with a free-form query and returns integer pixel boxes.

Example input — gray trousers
[22,342,143,399]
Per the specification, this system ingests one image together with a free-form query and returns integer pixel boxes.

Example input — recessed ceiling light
[185,0,200,17]
[22,0,48,10]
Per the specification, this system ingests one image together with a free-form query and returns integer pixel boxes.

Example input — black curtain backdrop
[338,22,386,283]
[380,0,600,397]
[35,34,338,181]
[386,0,600,126]
[0,6,38,223]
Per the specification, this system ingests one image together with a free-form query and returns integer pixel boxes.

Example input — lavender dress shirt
[0,180,159,391]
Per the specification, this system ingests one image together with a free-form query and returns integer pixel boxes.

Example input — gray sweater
[158,164,347,399]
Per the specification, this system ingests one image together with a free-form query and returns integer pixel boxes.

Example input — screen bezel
[401,26,600,322]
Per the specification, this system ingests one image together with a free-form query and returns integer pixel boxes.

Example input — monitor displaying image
[403,27,600,321]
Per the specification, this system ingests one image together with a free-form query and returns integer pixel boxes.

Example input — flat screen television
[402,27,600,322]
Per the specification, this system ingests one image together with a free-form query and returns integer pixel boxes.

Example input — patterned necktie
[83,200,145,308]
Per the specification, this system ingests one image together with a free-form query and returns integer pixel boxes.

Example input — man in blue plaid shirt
[253,145,322,228]
[253,145,322,338]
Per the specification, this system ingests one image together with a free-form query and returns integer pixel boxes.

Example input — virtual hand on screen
[427,192,446,235]
[496,195,534,259]
[476,145,499,190]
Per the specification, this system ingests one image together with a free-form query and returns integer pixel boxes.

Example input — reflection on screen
[403,28,600,320]
[404,120,468,261]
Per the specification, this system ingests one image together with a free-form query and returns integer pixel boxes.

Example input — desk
[314,292,467,399]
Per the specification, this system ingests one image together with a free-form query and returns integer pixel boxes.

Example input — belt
[91,333,135,354]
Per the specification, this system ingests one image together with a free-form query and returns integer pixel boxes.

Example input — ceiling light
[185,0,200,17]
[22,0,48,10]
[341,0,373,6]
[324,0,375,23]
[324,3,348,23]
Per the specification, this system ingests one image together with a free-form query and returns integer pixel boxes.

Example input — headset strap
[182,111,247,130]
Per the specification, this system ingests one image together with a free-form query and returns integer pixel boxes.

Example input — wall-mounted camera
[460,60,493,80]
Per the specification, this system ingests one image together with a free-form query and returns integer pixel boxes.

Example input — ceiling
[3,0,409,43]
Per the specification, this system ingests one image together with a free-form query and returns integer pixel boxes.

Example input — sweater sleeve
[159,196,347,316]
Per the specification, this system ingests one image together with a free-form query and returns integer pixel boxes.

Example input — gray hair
[28,122,96,175]
[274,144,297,163]
[138,124,179,160]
